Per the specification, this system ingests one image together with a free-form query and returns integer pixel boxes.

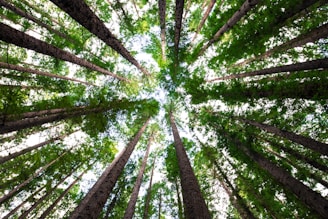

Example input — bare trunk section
[198,0,259,57]
[0,62,94,86]
[0,23,128,81]
[158,191,162,219]
[104,195,118,219]
[0,150,68,205]
[175,178,184,219]
[170,112,211,219]
[208,58,328,82]
[158,0,167,61]
[191,0,217,44]
[234,23,328,67]
[239,118,328,156]
[69,118,150,219]
[123,133,153,219]
[143,158,156,219]
[174,0,185,56]
[49,0,150,76]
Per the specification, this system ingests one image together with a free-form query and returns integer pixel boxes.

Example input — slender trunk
[39,168,88,219]
[226,132,328,218]
[124,133,153,219]
[0,23,128,81]
[0,106,106,134]
[143,158,156,219]
[104,195,117,219]
[208,58,328,82]
[174,0,185,56]
[69,118,150,219]
[158,191,162,219]
[175,178,184,219]
[0,62,94,86]
[18,163,82,219]
[49,0,150,76]
[234,23,328,67]
[239,118,328,156]
[158,0,167,61]
[182,0,191,20]
[198,0,259,57]
[0,150,68,205]
[169,112,211,219]
[191,0,217,44]
[0,0,77,44]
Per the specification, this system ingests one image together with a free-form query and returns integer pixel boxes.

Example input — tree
[169,111,211,219]
[158,0,167,61]
[143,158,156,219]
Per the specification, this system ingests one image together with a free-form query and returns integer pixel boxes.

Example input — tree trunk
[123,133,153,219]
[208,58,328,82]
[0,23,128,82]
[191,0,217,44]
[0,106,105,134]
[239,118,328,156]
[104,195,117,219]
[143,158,156,219]
[198,0,259,57]
[0,150,68,205]
[158,192,162,219]
[174,0,185,55]
[69,118,150,219]
[169,112,211,219]
[226,132,328,218]
[0,62,94,86]
[158,0,167,61]
[49,0,150,76]
[39,168,88,219]
[234,23,328,67]
[175,178,184,219]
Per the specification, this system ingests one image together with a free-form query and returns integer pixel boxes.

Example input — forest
[0,0,327,218]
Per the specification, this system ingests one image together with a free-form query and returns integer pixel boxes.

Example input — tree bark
[208,58,328,82]
[198,0,259,57]
[175,178,184,219]
[49,0,150,76]
[239,118,328,156]
[0,62,94,86]
[0,150,68,205]
[174,0,185,55]
[69,118,150,219]
[158,0,167,61]
[0,23,128,82]
[234,23,328,67]
[191,0,217,44]
[123,133,153,219]
[169,112,211,219]
[143,158,156,219]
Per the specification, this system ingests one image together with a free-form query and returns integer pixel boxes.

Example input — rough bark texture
[158,0,167,61]
[49,0,150,76]
[240,118,328,156]
[69,118,150,219]
[208,58,328,82]
[0,23,127,81]
[0,151,67,205]
[198,0,259,56]
[234,23,328,67]
[143,158,156,219]
[124,133,153,219]
[170,112,211,219]
[191,0,217,43]
[0,62,93,86]
[174,0,185,55]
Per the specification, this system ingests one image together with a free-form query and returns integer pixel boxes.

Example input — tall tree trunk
[0,62,94,86]
[0,150,68,205]
[197,0,259,57]
[169,112,211,219]
[0,106,106,134]
[225,131,328,218]
[175,178,184,219]
[39,168,88,219]
[18,163,83,219]
[158,0,167,61]
[191,0,217,44]
[104,195,118,219]
[174,0,185,55]
[123,133,153,219]
[69,118,150,219]
[239,117,328,156]
[0,23,128,82]
[49,0,150,76]
[234,23,328,67]
[158,191,162,219]
[143,158,156,219]
[208,58,328,82]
